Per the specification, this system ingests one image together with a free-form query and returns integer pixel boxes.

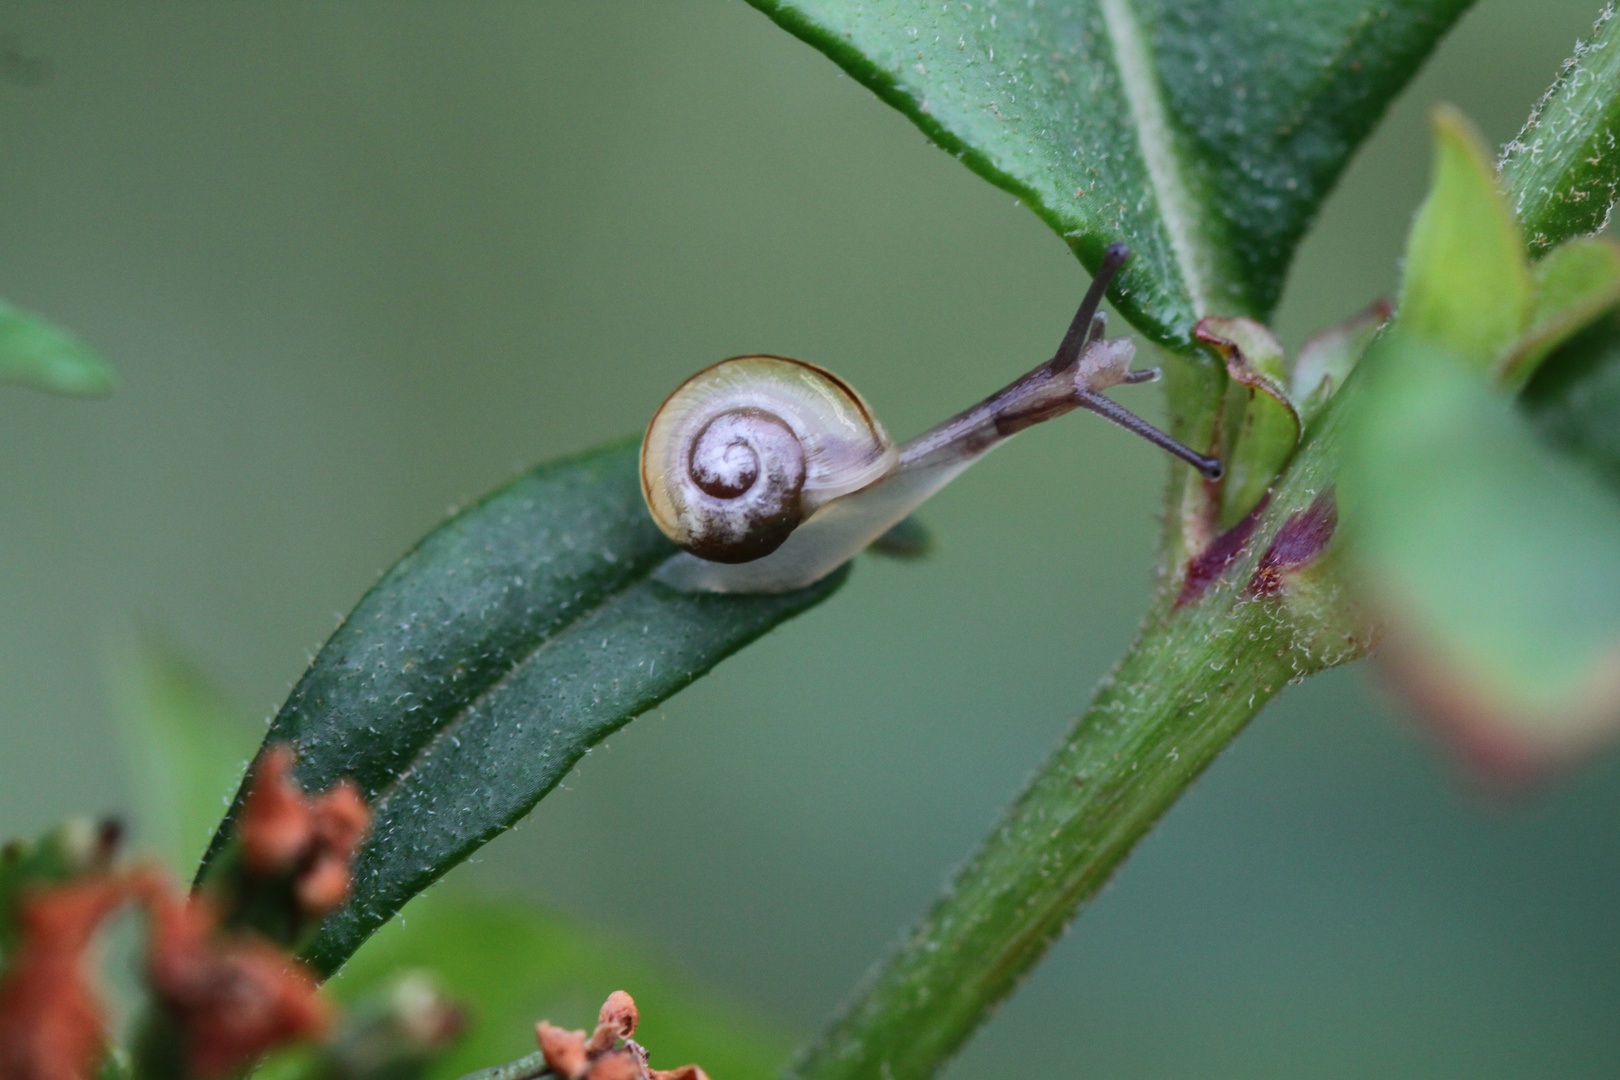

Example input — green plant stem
[786,10,1620,1077]
[1500,3,1620,254]
[788,397,1347,1080]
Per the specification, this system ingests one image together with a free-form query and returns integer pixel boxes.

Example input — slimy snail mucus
[641,244,1223,593]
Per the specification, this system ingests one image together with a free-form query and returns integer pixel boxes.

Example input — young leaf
[1500,3,1620,255]
[1399,106,1534,369]
[1497,236,1620,388]
[333,888,790,1080]
[201,439,846,976]
[1345,336,1620,780]
[1290,299,1392,426]
[1521,306,1620,492]
[1193,317,1299,527]
[0,301,114,397]
[746,0,1474,346]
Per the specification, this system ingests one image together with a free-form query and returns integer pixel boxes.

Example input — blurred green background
[2,2,1619,1077]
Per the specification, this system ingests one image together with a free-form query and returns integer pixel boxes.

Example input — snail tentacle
[644,244,1222,593]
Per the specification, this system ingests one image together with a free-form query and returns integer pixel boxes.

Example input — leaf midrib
[1099,0,1217,318]
[357,554,671,820]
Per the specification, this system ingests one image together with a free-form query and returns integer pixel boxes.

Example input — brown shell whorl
[641,355,897,564]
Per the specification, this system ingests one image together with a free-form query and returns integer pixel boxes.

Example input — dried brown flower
[648,1066,710,1080]
[590,990,639,1051]
[141,877,329,1078]
[536,1021,590,1080]
[0,875,129,1080]
[535,992,707,1080]
[238,744,370,918]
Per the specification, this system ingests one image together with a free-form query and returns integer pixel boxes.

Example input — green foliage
[1505,236,1620,385]
[746,0,1473,346]
[115,634,778,1080]
[0,300,114,397]
[1523,306,1620,489]
[1338,92,1620,777]
[788,400,1359,1080]
[113,634,258,868]
[1501,3,1620,254]
[1345,336,1620,775]
[1398,107,1620,386]
[334,889,791,1080]
[1290,300,1392,427]
[1399,107,1535,369]
[200,440,845,975]
[1192,317,1300,526]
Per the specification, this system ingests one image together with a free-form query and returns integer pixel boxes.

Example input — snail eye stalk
[641,241,1224,593]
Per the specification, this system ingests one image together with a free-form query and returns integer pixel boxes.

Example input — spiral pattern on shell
[641,356,898,563]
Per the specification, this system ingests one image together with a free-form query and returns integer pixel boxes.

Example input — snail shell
[641,356,898,564]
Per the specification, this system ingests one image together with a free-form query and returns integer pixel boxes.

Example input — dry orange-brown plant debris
[536,991,710,1080]
[239,743,370,918]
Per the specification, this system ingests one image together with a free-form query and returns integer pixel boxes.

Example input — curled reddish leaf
[649,1068,711,1080]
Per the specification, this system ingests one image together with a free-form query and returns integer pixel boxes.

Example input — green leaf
[112,633,259,868]
[1290,299,1391,426]
[747,0,1473,346]
[1500,4,1620,256]
[1497,236,1620,388]
[1193,316,1300,526]
[1521,305,1620,493]
[1345,334,1620,779]
[0,301,114,397]
[332,887,791,1080]
[201,439,845,976]
[1399,106,1533,369]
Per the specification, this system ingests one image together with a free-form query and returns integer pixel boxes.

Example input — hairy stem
[456,1051,551,1080]
[788,394,1346,1080]
[785,15,1620,1078]
[1499,3,1620,254]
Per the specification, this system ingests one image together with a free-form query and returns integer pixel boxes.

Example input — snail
[642,244,1223,593]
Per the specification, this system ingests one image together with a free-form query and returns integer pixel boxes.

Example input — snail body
[641,245,1224,594]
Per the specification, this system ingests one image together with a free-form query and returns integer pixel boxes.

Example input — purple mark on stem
[1175,493,1271,609]
[1249,488,1338,597]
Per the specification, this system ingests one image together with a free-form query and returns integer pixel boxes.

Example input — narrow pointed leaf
[747,0,1473,347]
[1501,5,1620,256]
[1497,236,1620,388]
[1399,106,1533,368]
[201,439,846,975]
[0,301,114,397]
